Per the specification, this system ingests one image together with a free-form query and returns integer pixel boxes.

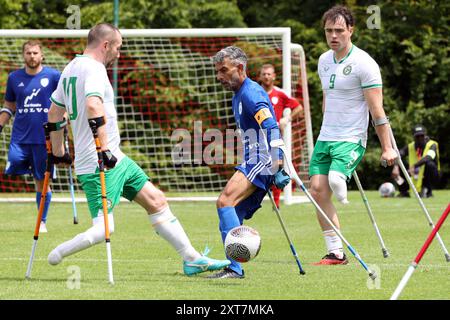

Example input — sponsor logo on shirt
[24,88,41,107]
[18,88,48,114]
[18,82,25,87]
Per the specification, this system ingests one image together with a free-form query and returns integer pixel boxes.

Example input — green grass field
[0,190,449,300]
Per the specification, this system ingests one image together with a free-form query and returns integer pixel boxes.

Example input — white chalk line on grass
[1,257,449,269]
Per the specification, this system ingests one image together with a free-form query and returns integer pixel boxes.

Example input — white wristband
[0,107,14,117]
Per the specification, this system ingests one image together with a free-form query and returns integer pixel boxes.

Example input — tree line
[0,0,448,189]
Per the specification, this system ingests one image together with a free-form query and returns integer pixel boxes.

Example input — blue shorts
[234,160,274,221]
[235,187,267,222]
[235,160,274,191]
[4,142,54,181]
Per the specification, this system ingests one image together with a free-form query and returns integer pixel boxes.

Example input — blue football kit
[5,67,60,145]
[233,78,281,190]
[4,66,60,222]
[218,77,282,276]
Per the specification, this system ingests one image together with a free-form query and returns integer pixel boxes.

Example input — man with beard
[46,23,230,277]
[0,40,60,233]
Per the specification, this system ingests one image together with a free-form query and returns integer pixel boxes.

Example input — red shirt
[268,86,300,121]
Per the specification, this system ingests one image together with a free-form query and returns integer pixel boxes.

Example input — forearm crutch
[267,190,306,275]
[390,203,450,300]
[386,125,450,262]
[64,126,78,224]
[352,171,389,258]
[25,122,54,279]
[89,119,114,285]
[271,139,377,280]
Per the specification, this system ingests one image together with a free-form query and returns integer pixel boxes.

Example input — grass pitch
[0,190,449,300]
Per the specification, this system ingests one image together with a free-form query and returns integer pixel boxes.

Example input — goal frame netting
[0,28,312,204]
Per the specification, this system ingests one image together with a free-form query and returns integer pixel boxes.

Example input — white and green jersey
[317,45,382,147]
[51,54,125,174]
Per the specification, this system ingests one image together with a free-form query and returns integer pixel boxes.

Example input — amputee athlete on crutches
[46,23,230,282]
[310,5,397,265]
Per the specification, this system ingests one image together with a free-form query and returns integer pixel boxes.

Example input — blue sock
[36,191,52,223]
[217,206,243,275]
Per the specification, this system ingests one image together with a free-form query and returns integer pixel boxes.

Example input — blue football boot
[183,247,230,276]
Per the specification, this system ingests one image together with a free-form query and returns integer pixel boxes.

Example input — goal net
[0,28,312,201]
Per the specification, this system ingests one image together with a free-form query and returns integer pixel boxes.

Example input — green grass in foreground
[0,190,449,300]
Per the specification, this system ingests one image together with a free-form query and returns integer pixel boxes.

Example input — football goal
[0,28,312,203]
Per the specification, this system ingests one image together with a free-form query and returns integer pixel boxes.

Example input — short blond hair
[260,64,275,73]
[22,40,43,53]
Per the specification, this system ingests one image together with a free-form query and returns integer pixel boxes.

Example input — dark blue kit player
[0,40,60,233]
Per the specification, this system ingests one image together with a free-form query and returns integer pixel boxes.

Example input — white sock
[149,207,201,262]
[328,170,349,204]
[48,213,115,265]
[48,233,91,265]
[323,230,344,259]
[86,213,115,244]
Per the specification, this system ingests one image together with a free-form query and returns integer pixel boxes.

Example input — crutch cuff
[371,116,390,127]
[88,116,106,129]
[45,118,68,132]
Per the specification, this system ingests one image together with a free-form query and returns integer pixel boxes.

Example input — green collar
[333,45,354,64]
[76,54,91,58]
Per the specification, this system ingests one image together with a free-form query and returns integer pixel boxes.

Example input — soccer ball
[379,182,396,197]
[224,225,261,263]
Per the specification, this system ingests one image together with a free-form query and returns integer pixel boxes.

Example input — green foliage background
[0,0,448,189]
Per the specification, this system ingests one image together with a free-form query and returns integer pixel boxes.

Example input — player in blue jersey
[0,40,60,233]
[208,46,291,279]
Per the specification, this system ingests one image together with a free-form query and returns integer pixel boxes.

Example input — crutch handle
[380,157,399,168]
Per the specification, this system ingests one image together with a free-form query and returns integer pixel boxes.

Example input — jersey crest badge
[343,65,352,75]
[271,96,279,105]
[40,78,49,87]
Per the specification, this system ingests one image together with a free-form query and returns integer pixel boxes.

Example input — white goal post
[0,28,312,203]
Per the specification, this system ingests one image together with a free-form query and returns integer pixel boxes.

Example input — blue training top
[232,77,281,165]
[5,66,60,144]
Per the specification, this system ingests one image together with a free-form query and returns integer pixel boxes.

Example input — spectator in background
[391,124,440,198]
[0,40,60,233]
[259,64,303,208]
